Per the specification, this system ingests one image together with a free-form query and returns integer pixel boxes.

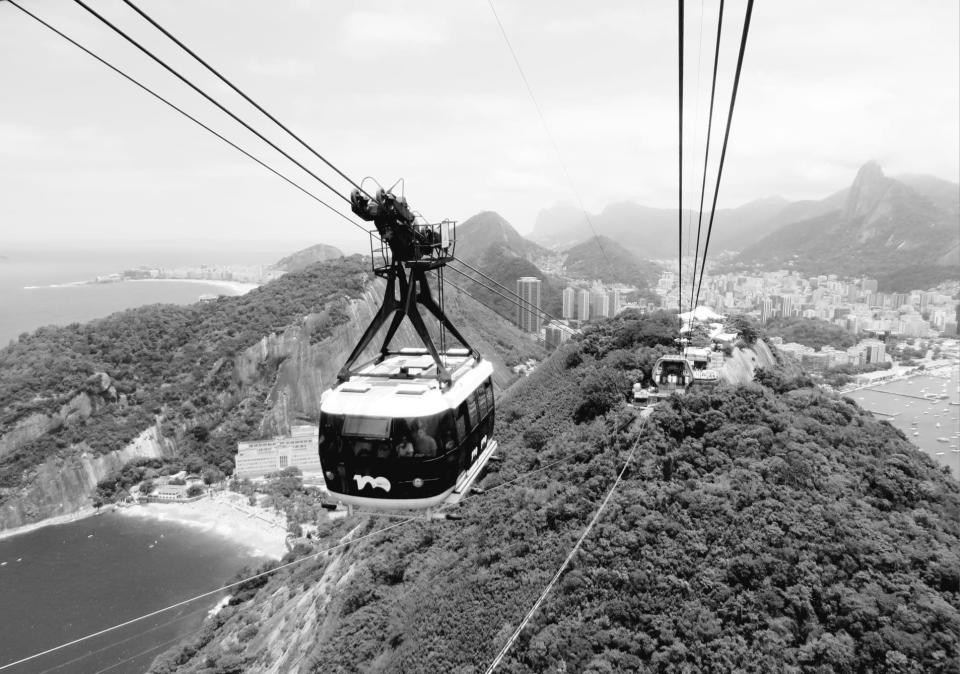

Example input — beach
[117,494,288,560]
[0,505,109,542]
[127,278,260,295]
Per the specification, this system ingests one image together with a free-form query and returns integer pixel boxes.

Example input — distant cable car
[318,187,497,512]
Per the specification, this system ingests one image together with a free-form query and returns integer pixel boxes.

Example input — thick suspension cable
[0,518,417,672]
[5,0,368,238]
[693,0,754,311]
[677,0,685,331]
[483,418,646,673]
[685,0,706,271]
[71,0,351,205]
[450,256,561,323]
[689,0,725,315]
[119,0,369,199]
[486,0,609,265]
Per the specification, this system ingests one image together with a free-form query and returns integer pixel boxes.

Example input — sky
[1,0,958,254]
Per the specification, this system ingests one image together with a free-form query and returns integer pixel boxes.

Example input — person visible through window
[411,419,437,458]
[396,420,415,457]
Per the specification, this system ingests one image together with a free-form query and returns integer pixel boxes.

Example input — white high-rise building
[235,425,321,478]
[516,277,542,334]
[591,290,610,319]
[577,289,591,321]
[562,287,576,319]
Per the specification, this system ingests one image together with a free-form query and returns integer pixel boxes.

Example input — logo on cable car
[353,475,392,492]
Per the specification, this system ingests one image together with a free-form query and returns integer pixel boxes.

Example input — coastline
[23,278,260,295]
[126,278,260,295]
[116,495,288,560]
[0,505,112,542]
[0,494,287,560]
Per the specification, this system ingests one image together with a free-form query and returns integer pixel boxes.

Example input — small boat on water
[936,422,942,428]
[913,432,920,436]
[937,437,950,442]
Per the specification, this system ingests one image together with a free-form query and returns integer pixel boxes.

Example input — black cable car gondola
[319,187,498,512]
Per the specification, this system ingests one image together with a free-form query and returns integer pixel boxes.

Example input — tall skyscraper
[611,288,623,316]
[577,289,591,321]
[516,277,542,334]
[591,289,609,319]
[562,287,576,319]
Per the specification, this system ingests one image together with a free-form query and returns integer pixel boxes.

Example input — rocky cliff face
[0,422,171,531]
[249,279,522,436]
[0,384,109,460]
[0,272,529,531]
[719,339,777,385]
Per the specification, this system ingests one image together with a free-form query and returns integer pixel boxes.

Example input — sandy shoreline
[0,506,109,542]
[126,278,260,295]
[0,496,288,560]
[24,278,260,295]
[116,497,288,560]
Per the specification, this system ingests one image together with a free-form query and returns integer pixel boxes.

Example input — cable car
[633,348,721,405]
[318,187,498,512]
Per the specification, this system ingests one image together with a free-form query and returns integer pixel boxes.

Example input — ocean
[0,511,270,673]
[0,240,312,346]
[853,367,960,477]
[0,241,309,673]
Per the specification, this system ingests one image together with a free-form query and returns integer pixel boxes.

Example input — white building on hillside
[235,425,322,478]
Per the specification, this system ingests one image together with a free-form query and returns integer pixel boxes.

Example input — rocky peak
[844,161,891,219]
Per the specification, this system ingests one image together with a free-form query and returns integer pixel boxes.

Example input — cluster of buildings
[773,336,887,373]
[659,270,958,338]
[560,283,629,323]
[515,276,638,349]
[234,425,322,478]
[96,264,283,284]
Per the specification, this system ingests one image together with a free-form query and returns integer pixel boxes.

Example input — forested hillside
[562,235,660,293]
[0,256,539,524]
[150,312,960,673]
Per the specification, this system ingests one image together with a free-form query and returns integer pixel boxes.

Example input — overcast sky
[1,0,957,253]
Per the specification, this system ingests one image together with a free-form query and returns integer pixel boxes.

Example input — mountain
[531,197,807,257]
[0,257,539,531]
[269,243,343,273]
[147,316,960,673]
[456,211,552,264]
[452,211,565,320]
[736,162,960,282]
[562,235,660,289]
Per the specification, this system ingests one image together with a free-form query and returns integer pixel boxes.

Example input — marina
[854,365,960,476]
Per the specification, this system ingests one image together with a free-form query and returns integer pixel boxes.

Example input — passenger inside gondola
[395,420,415,457]
[412,419,437,457]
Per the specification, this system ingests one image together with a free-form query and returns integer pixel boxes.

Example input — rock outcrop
[0,373,118,460]
[246,279,522,437]
[0,422,172,531]
[719,339,777,385]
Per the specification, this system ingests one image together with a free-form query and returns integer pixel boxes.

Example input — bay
[854,366,960,477]
[0,240,305,346]
[0,510,271,674]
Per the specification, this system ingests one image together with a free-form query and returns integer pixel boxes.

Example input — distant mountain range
[452,212,660,321]
[736,163,959,284]
[530,162,960,287]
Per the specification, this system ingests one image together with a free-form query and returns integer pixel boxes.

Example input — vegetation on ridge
[149,313,959,673]
[0,258,370,495]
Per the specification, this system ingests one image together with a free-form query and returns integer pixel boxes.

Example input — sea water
[0,510,271,673]
[0,240,306,345]
[854,367,960,477]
